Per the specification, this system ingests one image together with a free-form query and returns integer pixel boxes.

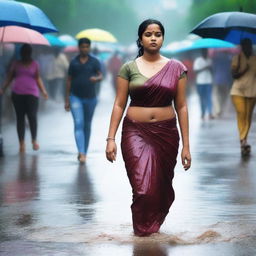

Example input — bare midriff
[126,105,175,122]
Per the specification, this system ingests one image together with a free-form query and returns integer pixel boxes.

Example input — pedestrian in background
[230,38,256,157]
[193,49,214,120]
[107,51,123,92]
[211,49,233,117]
[48,48,69,102]
[0,44,48,153]
[65,38,103,163]
[105,19,191,236]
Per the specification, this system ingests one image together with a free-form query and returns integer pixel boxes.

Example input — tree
[17,0,139,44]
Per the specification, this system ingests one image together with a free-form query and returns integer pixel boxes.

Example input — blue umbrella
[0,0,57,33]
[58,34,77,46]
[191,12,256,44]
[174,38,235,53]
[44,34,65,47]
[224,29,256,44]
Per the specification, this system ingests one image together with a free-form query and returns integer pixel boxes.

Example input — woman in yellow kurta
[230,38,256,157]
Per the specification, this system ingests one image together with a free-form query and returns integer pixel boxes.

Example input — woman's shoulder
[119,60,136,72]
[122,60,135,67]
[168,58,188,71]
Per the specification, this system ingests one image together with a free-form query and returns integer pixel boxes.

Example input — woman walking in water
[105,19,191,236]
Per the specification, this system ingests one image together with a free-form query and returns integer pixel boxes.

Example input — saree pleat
[121,116,179,236]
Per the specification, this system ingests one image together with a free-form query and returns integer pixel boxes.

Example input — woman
[105,19,191,236]
[65,38,103,163]
[230,38,256,157]
[1,44,48,153]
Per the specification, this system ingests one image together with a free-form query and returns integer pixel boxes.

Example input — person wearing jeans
[69,95,97,157]
[196,83,213,118]
[65,38,102,163]
[193,49,214,120]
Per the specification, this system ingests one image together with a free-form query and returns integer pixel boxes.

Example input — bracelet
[106,137,115,141]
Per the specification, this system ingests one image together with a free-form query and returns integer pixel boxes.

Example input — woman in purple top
[105,19,191,236]
[1,44,48,153]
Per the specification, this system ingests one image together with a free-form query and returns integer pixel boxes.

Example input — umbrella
[161,40,194,54]
[175,38,235,53]
[0,26,50,46]
[76,28,117,43]
[162,38,235,54]
[0,0,57,33]
[191,12,256,44]
[44,34,65,47]
[58,34,77,46]
[63,45,78,53]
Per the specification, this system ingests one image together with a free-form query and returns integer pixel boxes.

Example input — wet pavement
[1,77,256,255]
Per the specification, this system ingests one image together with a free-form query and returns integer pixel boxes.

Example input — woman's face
[141,24,163,53]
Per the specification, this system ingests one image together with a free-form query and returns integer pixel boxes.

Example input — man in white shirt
[193,49,214,120]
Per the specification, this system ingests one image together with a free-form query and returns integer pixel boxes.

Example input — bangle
[106,137,115,141]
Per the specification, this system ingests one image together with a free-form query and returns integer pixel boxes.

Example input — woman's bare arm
[36,73,48,99]
[106,77,129,162]
[174,76,191,170]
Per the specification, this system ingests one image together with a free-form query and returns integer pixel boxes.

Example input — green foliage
[16,0,138,44]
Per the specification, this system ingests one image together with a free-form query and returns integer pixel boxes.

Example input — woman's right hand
[106,140,117,163]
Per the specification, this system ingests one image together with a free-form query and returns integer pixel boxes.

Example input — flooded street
[1,77,256,255]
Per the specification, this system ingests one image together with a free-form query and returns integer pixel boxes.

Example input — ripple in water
[26,221,256,245]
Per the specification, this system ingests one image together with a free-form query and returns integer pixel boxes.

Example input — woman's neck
[141,52,161,62]
[20,58,32,65]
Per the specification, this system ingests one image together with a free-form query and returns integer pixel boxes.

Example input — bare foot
[32,141,40,151]
[77,153,86,164]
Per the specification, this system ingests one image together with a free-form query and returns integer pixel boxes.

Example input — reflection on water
[133,243,167,256]
[0,155,39,241]
[1,88,256,255]
[4,155,39,204]
[73,164,96,221]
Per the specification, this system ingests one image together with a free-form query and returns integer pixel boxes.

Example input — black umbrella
[191,12,256,44]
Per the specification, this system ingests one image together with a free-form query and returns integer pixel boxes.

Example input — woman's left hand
[181,147,191,171]
[42,91,48,100]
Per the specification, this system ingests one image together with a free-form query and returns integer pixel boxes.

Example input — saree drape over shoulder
[119,59,187,236]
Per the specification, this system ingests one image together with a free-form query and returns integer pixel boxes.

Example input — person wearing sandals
[65,38,103,163]
[0,44,48,153]
[230,38,256,157]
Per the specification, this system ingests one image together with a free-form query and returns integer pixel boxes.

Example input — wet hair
[136,19,165,57]
[20,43,32,61]
[78,37,91,46]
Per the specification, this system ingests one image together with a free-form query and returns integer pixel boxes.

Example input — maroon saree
[121,116,179,236]
[120,60,185,236]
